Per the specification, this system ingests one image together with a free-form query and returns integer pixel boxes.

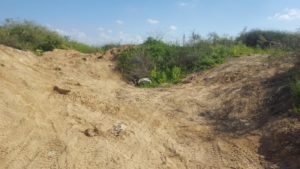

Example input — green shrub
[66,41,102,53]
[292,107,300,115]
[291,80,300,102]
[290,80,300,115]
[237,30,300,50]
[0,19,64,51]
[0,19,101,54]
[231,44,253,56]
[117,36,229,86]
[171,66,182,82]
[117,32,289,87]
[117,47,154,82]
[101,43,121,51]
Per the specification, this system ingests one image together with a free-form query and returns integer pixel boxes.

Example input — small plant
[66,41,102,53]
[290,80,300,115]
[171,66,182,82]
[102,43,121,51]
[291,80,300,101]
[292,107,300,116]
[34,49,44,56]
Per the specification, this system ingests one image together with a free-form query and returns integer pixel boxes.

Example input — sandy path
[0,45,295,169]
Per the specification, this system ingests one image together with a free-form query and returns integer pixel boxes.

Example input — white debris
[138,78,152,85]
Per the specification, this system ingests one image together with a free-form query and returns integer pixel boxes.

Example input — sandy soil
[0,45,298,169]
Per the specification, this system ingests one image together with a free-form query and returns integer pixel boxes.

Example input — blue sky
[1,0,300,45]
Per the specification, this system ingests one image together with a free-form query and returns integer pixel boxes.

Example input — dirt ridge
[0,45,299,169]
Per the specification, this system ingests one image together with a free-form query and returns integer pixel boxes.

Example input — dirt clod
[84,128,101,137]
[54,67,61,71]
[53,85,71,95]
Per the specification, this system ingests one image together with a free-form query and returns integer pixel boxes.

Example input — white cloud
[99,32,109,39]
[117,31,144,44]
[177,1,199,8]
[178,2,188,7]
[72,29,87,39]
[98,27,105,31]
[269,8,300,21]
[135,35,144,43]
[51,26,143,45]
[169,25,177,31]
[97,29,144,44]
[98,27,113,34]
[97,27,114,41]
[116,20,124,25]
[54,28,87,41]
[147,18,159,25]
[54,28,67,35]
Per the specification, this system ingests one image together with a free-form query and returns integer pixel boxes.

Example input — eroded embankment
[0,45,299,169]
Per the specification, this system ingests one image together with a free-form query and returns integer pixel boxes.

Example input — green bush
[117,37,228,86]
[66,41,102,53]
[0,19,101,54]
[171,66,182,82]
[0,19,64,51]
[291,80,300,103]
[101,43,121,52]
[116,33,281,87]
[117,47,154,82]
[291,80,300,115]
[237,30,300,50]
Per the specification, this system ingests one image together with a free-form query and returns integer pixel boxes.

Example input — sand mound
[0,45,299,169]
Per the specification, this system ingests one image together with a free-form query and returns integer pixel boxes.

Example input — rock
[75,82,81,86]
[53,86,71,95]
[84,128,100,137]
[112,123,127,137]
[138,78,152,85]
[54,67,61,71]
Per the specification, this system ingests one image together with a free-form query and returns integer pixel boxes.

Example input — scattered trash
[138,78,152,85]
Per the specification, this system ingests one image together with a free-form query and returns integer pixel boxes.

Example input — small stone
[112,123,127,136]
[84,128,100,137]
[54,67,61,71]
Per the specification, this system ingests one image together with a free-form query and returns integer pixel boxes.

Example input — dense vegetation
[237,30,300,50]
[0,19,102,54]
[116,32,289,86]
[1,19,299,90]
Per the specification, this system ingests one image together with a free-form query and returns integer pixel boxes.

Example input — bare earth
[0,45,298,169]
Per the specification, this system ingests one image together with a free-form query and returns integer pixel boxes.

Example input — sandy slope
[0,45,297,169]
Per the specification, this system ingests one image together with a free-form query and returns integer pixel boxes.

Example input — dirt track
[0,45,297,169]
